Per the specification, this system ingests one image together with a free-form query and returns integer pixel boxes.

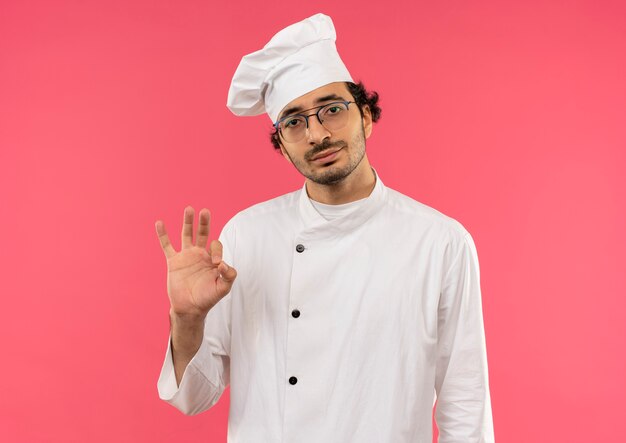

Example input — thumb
[218,261,237,283]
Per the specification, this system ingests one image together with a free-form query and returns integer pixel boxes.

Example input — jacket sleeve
[156,219,236,415]
[434,230,495,442]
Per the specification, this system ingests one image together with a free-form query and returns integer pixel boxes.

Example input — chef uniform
[158,13,495,443]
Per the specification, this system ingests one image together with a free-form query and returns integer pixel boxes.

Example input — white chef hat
[226,13,354,123]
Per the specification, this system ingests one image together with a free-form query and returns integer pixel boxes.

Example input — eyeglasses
[273,101,356,144]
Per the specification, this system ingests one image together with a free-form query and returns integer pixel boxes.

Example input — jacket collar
[296,168,388,240]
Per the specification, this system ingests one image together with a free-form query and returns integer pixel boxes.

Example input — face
[276,82,372,186]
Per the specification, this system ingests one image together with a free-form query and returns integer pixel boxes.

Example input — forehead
[278,82,351,120]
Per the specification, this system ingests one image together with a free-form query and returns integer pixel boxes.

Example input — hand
[155,206,237,319]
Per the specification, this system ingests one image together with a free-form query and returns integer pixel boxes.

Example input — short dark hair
[269,81,382,151]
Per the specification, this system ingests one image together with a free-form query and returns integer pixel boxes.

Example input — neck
[305,157,376,205]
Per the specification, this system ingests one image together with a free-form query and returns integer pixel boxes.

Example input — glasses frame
[273,100,356,143]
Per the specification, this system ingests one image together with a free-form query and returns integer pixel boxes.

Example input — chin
[309,166,354,185]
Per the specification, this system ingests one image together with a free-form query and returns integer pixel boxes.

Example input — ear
[362,105,373,139]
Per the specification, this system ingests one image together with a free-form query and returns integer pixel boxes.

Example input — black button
[291,309,300,318]
[296,244,305,253]
[289,376,298,385]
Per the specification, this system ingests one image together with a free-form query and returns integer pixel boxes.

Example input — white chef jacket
[158,171,495,442]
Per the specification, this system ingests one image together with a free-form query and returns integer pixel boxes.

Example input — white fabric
[226,13,353,123]
[157,172,495,442]
[309,195,367,221]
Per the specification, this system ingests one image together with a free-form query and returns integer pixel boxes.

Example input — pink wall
[1,0,625,441]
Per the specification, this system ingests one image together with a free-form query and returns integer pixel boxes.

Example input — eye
[322,104,345,117]
[281,116,304,129]
[285,118,301,128]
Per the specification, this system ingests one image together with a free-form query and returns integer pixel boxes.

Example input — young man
[155,13,494,442]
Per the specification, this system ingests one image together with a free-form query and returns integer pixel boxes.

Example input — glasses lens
[319,102,350,131]
[279,116,307,143]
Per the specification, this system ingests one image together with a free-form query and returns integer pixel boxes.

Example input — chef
[155,12,495,443]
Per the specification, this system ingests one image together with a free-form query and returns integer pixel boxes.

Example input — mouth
[310,147,342,163]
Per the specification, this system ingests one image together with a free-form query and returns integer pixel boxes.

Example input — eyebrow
[278,94,348,121]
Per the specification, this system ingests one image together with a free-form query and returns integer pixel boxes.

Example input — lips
[311,147,342,161]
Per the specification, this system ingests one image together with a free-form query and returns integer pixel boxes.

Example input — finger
[181,206,194,249]
[209,239,223,265]
[195,209,211,249]
[218,261,237,283]
[155,220,176,259]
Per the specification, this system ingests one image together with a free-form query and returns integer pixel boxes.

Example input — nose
[306,115,331,145]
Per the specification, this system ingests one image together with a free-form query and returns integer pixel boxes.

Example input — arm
[155,207,237,415]
[170,312,205,387]
[434,231,495,442]
[157,293,233,415]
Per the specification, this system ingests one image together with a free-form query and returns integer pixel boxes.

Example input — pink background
[1,0,625,441]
